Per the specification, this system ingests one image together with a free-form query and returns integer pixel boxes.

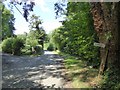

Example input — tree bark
[90,2,120,75]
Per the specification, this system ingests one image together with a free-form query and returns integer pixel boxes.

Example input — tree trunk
[90,2,120,75]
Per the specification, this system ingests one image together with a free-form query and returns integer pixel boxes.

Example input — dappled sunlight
[2,52,66,88]
[63,55,99,88]
[25,64,66,87]
[44,51,56,54]
[72,78,90,88]
[2,0,119,89]
[41,76,64,88]
[65,67,99,88]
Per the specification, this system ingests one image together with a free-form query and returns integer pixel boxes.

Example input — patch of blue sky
[3,0,67,34]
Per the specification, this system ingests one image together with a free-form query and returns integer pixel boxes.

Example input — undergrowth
[59,52,99,88]
[100,66,120,89]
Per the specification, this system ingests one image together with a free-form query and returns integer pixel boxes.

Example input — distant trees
[28,14,46,50]
[1,1,45,55]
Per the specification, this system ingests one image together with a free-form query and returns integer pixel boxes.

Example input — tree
[0,4,15,40]
[90,2,120,75]
[2,0,35,21]
[51,27,65,51]
[28,14,46,50]
[54,1,120,75]
[51,3,100,67]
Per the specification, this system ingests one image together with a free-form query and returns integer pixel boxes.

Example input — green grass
[72,78,90,88]
[59,52,99,88]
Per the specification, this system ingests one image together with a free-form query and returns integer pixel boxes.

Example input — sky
[4,0,67,34]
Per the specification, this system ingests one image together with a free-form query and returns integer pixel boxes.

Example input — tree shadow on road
[2,53,65,88]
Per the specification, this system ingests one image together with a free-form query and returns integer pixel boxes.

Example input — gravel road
[2,51,66,88]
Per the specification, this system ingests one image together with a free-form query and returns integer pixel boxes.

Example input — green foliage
[2,38,13,53]
[47,43,54,51]
[44,42,49,50]
[50,2,100,66]
[17,34,27,42]
[26,38,39,47]
[44,35,50,43]
[105,31,112,41]
[1,4,15,40]
[15,30,45,55]
[100,67,120,89]
[28,14,46,49]
[60,52,98,88]
[2,37,24,55]
[21,45,31,55]
[23,30,44,55]
[12,37,25,55]
[34,45,43,54]
[25,30,44,47]
[29,14,42,30]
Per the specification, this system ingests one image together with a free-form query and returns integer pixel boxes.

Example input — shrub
[2,37,24,55]
[47,43,54,51]
[25,38,44,55]
[34,45,43,54]
[26,38,39,47]
[21,45,32,55]
[12,37,24,55]
[24,45,31,51]
[2,38,13,53]
[100,67,120,89]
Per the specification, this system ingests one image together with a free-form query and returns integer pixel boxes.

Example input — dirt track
[2,51,66,88]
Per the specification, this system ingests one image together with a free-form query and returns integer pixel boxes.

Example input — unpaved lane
[2,51,65,88]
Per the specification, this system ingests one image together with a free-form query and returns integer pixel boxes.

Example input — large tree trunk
[90,2,120,75]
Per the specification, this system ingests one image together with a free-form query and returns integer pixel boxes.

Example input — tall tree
[28,14,46,49]
[54,1,120,75]
[0,4,15,40]
[90,2,120,75]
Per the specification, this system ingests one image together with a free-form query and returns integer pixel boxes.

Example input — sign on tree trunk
[94,42,105,48]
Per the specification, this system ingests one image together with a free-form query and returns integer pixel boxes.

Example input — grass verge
[59,52,100,88]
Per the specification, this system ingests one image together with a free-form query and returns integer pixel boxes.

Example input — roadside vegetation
[1,1,120,89]
[60,52,99,88]
[1,6,46,56]
[48,2,120,89]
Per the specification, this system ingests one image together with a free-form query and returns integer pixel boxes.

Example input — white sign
[94,42,105,48]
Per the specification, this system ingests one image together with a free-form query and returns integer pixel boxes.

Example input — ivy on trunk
[90,2,120,75]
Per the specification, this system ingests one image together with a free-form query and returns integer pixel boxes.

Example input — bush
[2,37,24,55]
[25,38,43,55]
[47,43,54,51]
[24,45,31,50]
[12,38,24,55]
[100,67,120,89]
[34,45,43,54]
[26,38,39,47]
[21,45,33,55]
[2,38,13,53]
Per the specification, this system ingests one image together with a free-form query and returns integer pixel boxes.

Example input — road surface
[2,51,66,88]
